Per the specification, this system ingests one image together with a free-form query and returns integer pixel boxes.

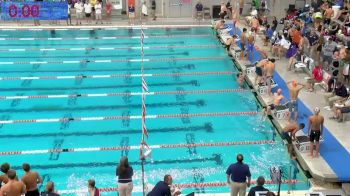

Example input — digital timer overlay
[1,2,68,20]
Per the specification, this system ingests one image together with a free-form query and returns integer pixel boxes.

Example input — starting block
[229,46,242,59]
[245,64,256,75]
[258,79,278,94]
[274,105,289,119]
[295,131,324,153]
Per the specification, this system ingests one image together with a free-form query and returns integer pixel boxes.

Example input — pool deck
[0,18,348,194]
[224,19,350,190]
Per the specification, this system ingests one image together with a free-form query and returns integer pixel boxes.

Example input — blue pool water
[0,27,308,195]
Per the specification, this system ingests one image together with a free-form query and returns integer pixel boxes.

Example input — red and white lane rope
[0,45,218,52]
[0,57,225,65]
[57,180,299,194]
[0,111,258,124]
[0,89,248,100]
[0,34,211,41]
[0,25,210,31]
[0,71,234,81]
[0,140,274,156]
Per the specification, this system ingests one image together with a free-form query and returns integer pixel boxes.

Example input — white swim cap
[314,107,320,113]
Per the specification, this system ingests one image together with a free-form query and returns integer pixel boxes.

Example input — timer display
[1,2,68,20]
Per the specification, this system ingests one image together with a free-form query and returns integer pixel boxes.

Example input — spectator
[0,163,10,187]
[271,16,278,31]
[264,24,273,46]
[147,175,181,196]
[95,1,103,24]
[142,1,148,19]
[116,157,134,196]
[247,176,269,196]
[324,81,349,107]
[41,181,60,196]
[22,163,43,196]
[0,170,26,196]
[306,29,319,59]
[84,1,93,24]
[330,95,350,122]
[90,0,97,19]
[128,4,135,25]
[323,3,334,25]
[74,1,84,25]
[307,64,323,92]
[220,2,228,19]
[105,0,113,24]
[88,179,100,196]
[151,0,156,20]
[343,61,349,84]
[322,37,337,68]
[226,154,251,196]
[67,3,72,25]
[308,107,324,158]
[239,0,244,16]
[195,1,204,20]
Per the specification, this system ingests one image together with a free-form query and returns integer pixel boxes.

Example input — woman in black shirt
[116,157,134,196]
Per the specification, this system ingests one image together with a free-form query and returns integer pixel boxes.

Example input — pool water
[0,27,309,195]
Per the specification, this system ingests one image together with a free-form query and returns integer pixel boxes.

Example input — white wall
[132,0,299,19]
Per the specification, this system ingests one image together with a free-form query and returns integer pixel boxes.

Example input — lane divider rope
[0,57,225,65]
[0,140,274,156]
[0,111,258,124]
[0,89,248,100]
[0,45,219,52]
[0,71,234,81]
[57,180,299,194]
[0,25,210,31]
[0,34,211,41]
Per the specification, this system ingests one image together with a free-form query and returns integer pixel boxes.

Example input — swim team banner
[1,2,68,20]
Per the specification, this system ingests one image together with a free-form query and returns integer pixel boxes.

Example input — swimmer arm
[227,175,230,184]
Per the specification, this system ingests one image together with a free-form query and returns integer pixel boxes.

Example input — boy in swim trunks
[308,107,324,158]
[240,28,248,60]
[22,163,42,196]
[247,30,255,61]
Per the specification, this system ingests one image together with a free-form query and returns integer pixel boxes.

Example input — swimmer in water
[237,72,246,88]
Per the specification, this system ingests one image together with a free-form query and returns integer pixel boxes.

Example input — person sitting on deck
[330,95,350,122]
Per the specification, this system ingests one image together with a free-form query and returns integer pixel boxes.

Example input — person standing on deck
[22,163,42,196]
[226,154,251,196]
[151,0,156,20]
[308,107,324,158]
[0,170,26,196]
[287,80,305,121]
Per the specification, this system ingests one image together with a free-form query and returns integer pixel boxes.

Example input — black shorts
[324,18,331,25]
[25,189,39,196]
[241,44,245,51]
[268,104,275,110]
[309,130,321,142]
[85,13,91,17]
[255,66,263,76]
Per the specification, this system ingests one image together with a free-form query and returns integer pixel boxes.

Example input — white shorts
[96,13,102,20]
